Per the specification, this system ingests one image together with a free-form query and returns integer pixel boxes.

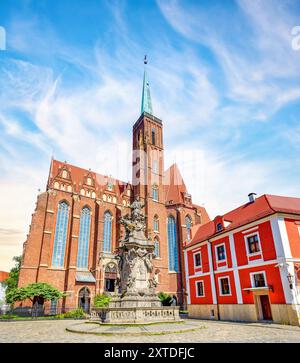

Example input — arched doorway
[78,287,91,313]
[104,263,117,292]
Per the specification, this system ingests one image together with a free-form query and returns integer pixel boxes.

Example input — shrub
[62,307,86,319]
[93,294,111,308]
[158,292,173,306]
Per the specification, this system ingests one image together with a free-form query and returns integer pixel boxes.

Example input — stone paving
[0,319,300,343]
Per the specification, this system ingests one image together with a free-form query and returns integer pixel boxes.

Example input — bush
[93,294,111,308]
[62,307,86,319]
[158,292,173,306]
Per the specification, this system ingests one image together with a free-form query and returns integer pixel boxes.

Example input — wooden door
[260,295,272,320]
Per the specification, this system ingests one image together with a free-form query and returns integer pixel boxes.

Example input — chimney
[248,193,257,203]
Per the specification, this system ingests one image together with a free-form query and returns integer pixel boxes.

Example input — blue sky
[1,0,300,270]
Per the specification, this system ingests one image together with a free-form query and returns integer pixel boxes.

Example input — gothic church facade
[18,64,210,311]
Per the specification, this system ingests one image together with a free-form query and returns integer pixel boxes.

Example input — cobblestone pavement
[1,319,300,343]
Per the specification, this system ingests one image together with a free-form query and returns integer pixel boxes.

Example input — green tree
[4,255,22,304]
[6,282,64,306]
[93,293,111,308]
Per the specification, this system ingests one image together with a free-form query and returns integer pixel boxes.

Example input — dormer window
[216,223,223,232]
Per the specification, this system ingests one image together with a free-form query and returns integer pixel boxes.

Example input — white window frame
[250,271,267,288]
[193,251,202,268]
[195,280,205,297]
[244,232,262,256]
[218,276,232,296]
[215,243,227,262]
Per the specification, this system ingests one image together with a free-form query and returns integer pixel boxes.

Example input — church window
[87,177,92,186]
[54,182,59,189]
[154,238,160,258]
[61,184,65,191]
[52,201,69,268]
[102,194,107,202]
[152,186,158,201]
[108,195,112,203]
[152,128,156,145]
[185,215,192,242]
[62,170,68,179]
[113,196,117,204]
[167,216,179,272]
[153,216,159,232]
[86,190,91,197]
[76,207,91,269]
[103,211,112,252]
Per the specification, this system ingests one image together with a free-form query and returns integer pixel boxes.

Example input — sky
[0,0,300,271]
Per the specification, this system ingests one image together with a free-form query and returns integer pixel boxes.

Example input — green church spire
[141,55,153,115]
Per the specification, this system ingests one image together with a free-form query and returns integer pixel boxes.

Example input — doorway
[104,263,117,293]
[78,287,91,313]
[259,295,272,321]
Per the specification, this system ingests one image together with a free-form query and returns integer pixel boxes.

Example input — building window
[154,238,159,258]
[219,277,231,295]
[247,234,260,254]
[52,201,69,268]
[103,211,112,252]
[216,223,223,232]
[152,187,158,201]
[152,129,156,145]
[62,170,68,179]
[196,281,204,297]
[153,160,158,174]
[185,215,192,242]
[167,216,179,272]
[153,216,159,232]
[194,252,202,267]
[216,244,226,261]
[76,207,91,269]
[252,272,266,288]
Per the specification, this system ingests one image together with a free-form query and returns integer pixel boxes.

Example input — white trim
[271,217,294,304]
[250,270,267,288]
[244,231,262,258]
[184,249,191,305]
[218,275,232,296]
[229,233,243,304]
[215,242,227,263]
[242,226,259,234]
[195,280,205,297]
[193,250,202,268]
[207,242,217,304]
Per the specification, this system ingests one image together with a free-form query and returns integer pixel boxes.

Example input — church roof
[141,57,153,115]
[187,194,300,248]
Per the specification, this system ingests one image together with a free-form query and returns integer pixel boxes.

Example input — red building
[18,65,209,312]
[185,193,300,326]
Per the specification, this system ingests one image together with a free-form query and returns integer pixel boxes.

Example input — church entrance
[104,263,117,293]
[78,287,90,313]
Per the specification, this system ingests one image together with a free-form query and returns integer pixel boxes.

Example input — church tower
[132,56,165,235]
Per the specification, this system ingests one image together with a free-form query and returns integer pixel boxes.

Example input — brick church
[18,60,210,311]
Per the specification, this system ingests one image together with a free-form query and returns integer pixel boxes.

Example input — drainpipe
[208,239,220,320]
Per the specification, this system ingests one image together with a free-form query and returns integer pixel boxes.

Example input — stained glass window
[103,211,112,252]
[185,215,192,242]
[152,187,158,201]
[153,216,159,232]
[76,207,91,269]
[154,238,159,258]
[52,201,69,267]
[167,216,179,272]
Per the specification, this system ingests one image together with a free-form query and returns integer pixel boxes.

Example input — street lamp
[287,273,294,289]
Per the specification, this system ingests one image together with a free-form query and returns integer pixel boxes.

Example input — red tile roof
[164,163,187,204]
[0,271,9,282]
[187,194,300,248]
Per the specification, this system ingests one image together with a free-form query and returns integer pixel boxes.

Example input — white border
[195,280,205,297]
[193,251,202,268]
[218,275,232,296]
[244,231,262,258]
[215,242,227,263]
[250,270,267,288]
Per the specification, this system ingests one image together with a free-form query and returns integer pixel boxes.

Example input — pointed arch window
[153,215,159,232]
[103,211,112,252]
[52,201,69,267]
[185,215,192,242]
[152,129,156,145]
[76,207,91,269]
[152,186,158,201]
[167,215,179,272]
[154,238,160,258]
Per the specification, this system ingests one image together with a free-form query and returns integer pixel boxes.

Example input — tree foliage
[4,255,22,304]
[158,292,173,306]
[93,293,111,307]
[6,282,64,305]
